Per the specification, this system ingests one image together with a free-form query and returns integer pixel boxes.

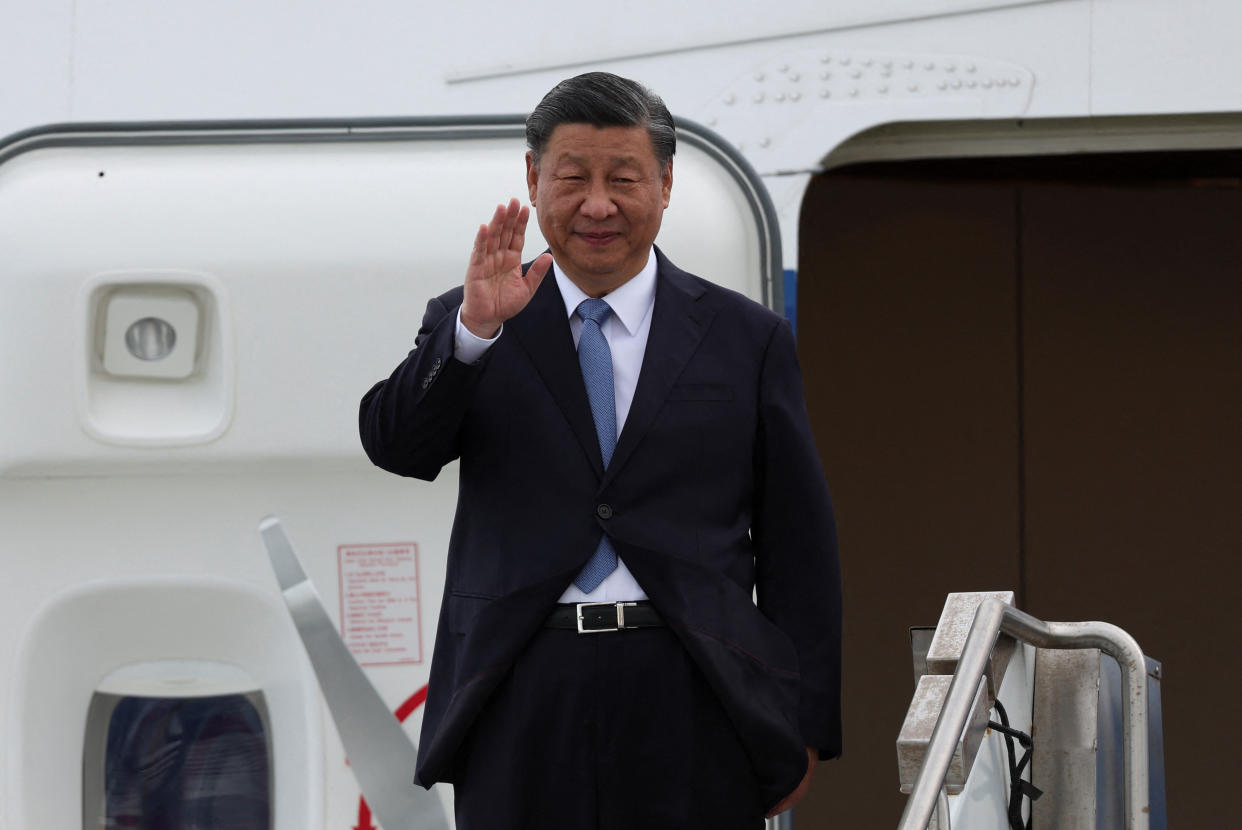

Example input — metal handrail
[897,599,1149,830]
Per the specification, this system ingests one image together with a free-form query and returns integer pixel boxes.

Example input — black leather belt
[545,601,663,634]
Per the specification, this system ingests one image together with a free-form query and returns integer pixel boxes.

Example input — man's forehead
[543,123,658,163]
[552,148,645,166]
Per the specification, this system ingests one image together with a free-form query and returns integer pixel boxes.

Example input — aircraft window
[84,692,272,829]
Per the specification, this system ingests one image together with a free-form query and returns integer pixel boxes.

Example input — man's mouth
[577,231,621,246]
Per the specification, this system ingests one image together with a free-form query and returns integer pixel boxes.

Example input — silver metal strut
[260,516,450,830]
[897,598,1149,830]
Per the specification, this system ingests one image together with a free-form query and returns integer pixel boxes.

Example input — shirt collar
[552,249,657,336]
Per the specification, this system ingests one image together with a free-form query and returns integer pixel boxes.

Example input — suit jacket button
[596,504,613,520]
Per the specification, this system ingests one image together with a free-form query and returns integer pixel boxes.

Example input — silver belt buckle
[576,601,634,634]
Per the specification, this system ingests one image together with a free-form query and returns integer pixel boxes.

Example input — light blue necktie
[574,298,619,592]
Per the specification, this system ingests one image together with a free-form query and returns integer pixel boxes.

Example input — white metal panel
[0,0,72,129]
[0,0,1153,147]
[10,0,1242,276]
[1090,0,1242,116]
[40,0,1061,133]
[442,0,1059,83]
[7,0,1242,195]
[66,2,447,123]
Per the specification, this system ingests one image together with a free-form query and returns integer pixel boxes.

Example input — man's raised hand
[460,198,552,339]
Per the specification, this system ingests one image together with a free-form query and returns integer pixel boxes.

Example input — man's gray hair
[526,72,676,168]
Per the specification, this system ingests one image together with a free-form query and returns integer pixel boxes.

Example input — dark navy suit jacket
[359,249,841,809]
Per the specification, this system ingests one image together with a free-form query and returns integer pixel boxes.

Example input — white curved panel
[6,576,323,830]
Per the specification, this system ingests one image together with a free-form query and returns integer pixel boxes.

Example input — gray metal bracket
[260,516,449,830]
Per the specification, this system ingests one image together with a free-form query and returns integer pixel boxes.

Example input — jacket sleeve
[752,317,843,760]
[359,290,488,481]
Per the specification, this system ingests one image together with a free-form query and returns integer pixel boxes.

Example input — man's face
[526,123,672,297]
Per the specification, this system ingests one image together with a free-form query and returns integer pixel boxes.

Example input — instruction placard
[338,542,423,666]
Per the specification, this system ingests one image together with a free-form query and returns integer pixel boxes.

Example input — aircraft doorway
[793,151,1241,828]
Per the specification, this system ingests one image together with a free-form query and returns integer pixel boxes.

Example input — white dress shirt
[453,250,657,603]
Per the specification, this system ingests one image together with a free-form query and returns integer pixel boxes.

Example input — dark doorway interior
[794,151,1241,828]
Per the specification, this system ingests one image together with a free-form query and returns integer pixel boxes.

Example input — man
[360,72,840,829]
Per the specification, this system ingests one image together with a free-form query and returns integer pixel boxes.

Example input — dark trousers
[452,625,766,830]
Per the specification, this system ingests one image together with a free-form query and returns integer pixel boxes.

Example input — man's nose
[580,182,618,220]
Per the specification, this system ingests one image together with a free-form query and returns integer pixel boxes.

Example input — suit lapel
[507,268,605,476]
[604,250,715,488]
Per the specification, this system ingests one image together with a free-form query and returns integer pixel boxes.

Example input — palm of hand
[460,198,551,338]
[466,244,532,323]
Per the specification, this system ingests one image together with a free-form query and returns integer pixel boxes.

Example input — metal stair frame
[897,598,1150,830]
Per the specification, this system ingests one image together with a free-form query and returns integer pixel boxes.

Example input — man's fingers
[486,203,508,254]
[468,200,536,293]
[511,205,532,255]
[468,223,490,267]
[481,199,530,257]
[526,252,553,293]
[471,204,503,262]
[512,203,531,247]
[497,198,521,252]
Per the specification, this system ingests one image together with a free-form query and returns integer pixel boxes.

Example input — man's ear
[525,151,539,206]
[661,158,673,209]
